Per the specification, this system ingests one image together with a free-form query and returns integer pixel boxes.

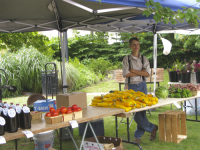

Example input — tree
[144,0,200,27]
[0,32,54,56]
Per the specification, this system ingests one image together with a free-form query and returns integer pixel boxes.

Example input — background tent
[1,0,200,92]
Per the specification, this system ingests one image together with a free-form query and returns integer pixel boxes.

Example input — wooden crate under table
[158,110,187,144]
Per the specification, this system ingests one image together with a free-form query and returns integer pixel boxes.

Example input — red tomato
[57,108,61,114]
[60,107,67,113]
[77,107,82,111]
[45,112,51,117]
[50,107,55,113]
[72,109,78,112]
[72,104,78,110]
[66,109,72,114]
[67,107,72,110]
[52,111,59,116]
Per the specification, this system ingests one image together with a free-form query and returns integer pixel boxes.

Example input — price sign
[69,120,79,128]
[22,130,33,138]
[0,136,6,144]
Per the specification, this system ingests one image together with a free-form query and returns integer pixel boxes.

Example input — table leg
[115,116,118,138]
[60,128,62,150]
[119,83,121,91]
[127,117,130,142]
[67,127,78,150]
[15,139,17,150]
[195,98,197,121]
[79,122,103,150]
[88,122,102,150]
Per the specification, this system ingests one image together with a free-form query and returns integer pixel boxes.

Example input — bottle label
[8,109,16,118]
[23,106,30,113]
[11,105,16,110]
[16,106,22,114]
[0,117,5,126]
[3,109,8,116]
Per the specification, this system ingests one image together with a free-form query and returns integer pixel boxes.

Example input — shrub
[0,47,53,97]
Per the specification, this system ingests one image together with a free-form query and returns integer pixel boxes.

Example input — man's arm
[124,72,137,77]
[129,68,150,77]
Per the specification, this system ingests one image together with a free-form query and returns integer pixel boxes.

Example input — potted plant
[168,59,182,82]
[194,61,200,83]
[180,59,195,83]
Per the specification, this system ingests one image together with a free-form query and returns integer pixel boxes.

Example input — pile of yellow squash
[89,89,158,112]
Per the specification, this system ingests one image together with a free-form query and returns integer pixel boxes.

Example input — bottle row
[0,102,31,135]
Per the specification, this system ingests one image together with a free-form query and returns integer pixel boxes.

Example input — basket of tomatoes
[44,104,82,124]
[71,104,82,120]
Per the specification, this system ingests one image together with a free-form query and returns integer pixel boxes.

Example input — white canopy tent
[1,0,200,93]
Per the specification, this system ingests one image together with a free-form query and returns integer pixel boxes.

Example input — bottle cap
[4,102,7,104]
[16,103,19,106]
[10,102,13,105]
[3,106,6,108]
[23,104,26,106]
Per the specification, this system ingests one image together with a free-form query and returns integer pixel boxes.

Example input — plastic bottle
[15,103,22,128]
[20,104,31,129]
[0,100,3,107]
[3,102,10,108]
[0,115,5,135]
[10,102,16,110]
[0,107,2,114]
[1,106,8,131]
[7,107,18,133]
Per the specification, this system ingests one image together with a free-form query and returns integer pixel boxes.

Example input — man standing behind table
[122,37,158,144]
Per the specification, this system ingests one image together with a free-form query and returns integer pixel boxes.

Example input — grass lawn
[1,69,200,150]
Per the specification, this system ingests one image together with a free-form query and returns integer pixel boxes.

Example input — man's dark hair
[129,37,139,45]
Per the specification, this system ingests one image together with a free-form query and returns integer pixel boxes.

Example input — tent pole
[60,32,67,93]
[64,30,69,62]
[153,25,157,93]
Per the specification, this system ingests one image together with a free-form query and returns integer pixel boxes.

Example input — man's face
[129,40,140,53]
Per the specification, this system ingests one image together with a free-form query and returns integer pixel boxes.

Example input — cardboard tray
[84,136,123,150]
[30,111,42,120]
[61,113,73,122]
[45,115,62,124]
[191,90,200,96]
[72,110,82,120]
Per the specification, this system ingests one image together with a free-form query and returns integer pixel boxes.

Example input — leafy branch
[143,0,200,27]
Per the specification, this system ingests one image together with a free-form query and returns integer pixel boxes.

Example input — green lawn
[1,69,200,150]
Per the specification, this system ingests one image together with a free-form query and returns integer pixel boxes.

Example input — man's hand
[129,69,135,73]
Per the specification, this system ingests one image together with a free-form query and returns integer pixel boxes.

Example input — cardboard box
[30,111,42,120]
[56,92,87,109]
[33,99,56,112]
[84,136,123,150]
[73,110,82,120]
[45,115,62,124]
[61,113,73,122]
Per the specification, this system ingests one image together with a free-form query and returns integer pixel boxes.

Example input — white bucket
[183,98,200,115]
[33,130,54,150]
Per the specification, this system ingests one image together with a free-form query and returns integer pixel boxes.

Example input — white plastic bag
[161,37,172,55]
